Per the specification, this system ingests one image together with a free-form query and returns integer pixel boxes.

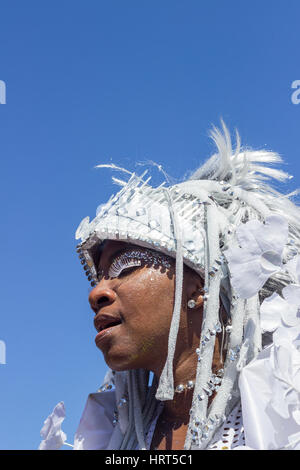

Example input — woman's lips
[94,313,122,333]
[95,323,121,347]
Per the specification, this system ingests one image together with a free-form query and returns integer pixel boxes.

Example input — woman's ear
[187,290,205,309]
[184,268,205,310]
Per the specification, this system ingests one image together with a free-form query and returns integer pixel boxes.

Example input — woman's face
[88,240,202,375]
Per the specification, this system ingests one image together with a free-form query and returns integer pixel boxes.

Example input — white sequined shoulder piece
[207,403,245,450]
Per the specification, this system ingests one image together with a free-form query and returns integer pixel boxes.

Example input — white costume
[73,392,246,450]
[39,122,300,450]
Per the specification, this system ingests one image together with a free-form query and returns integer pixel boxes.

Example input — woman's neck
[154,334,223,423]
[155,350,198,423]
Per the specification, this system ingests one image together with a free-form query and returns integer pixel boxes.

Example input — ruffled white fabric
[260,255,300,332]
[38,402,67,450]
[224,215,288,299]
[239,345,300,450]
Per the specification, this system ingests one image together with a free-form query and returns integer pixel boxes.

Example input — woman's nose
[88,284,117,314]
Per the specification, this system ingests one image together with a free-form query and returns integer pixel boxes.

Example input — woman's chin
[103,352,142,372]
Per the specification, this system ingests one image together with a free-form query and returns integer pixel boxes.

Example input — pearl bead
[188,299,196,308]
[174,380,195,393]
[187,380,194,389]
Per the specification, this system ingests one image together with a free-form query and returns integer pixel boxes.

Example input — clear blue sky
[1,0,300,449]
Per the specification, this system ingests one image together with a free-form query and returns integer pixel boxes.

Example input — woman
[71,123,300,450]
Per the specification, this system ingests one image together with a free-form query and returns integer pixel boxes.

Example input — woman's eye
[108,257,142,278]
[117,265,139,277]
